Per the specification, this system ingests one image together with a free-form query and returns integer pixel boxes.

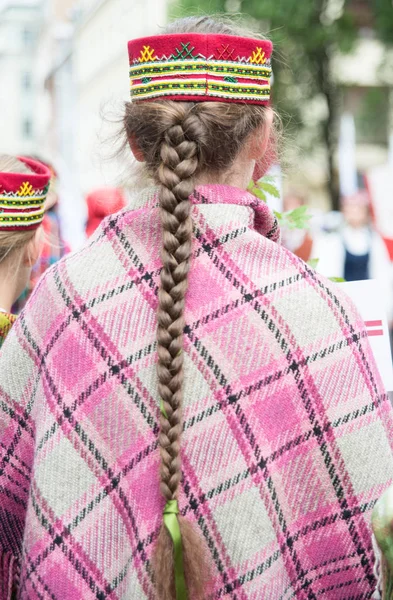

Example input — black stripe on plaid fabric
[0,471,29,510]
[0,397,35,439]
[26,217,247,594]
[188,230,314,590]
[190,225,321,590]
[24,554,55,600]
[34,212,277,454]
[183,334,365,435]
[112,215,259,591]
[214,499,376,599]
[19,241,234,595]
[51,269,159,433]
[0,314,48,532]
[19,295,157,597]
[0,507,25,557]
[198,393,383,513]
[35,266,304,454]
[316,577,372,599]
[24,434,158,595]
[247,300,375,590]
[174,227,319,595]
[25,492,110,599]
[301,260,386,404]
[190,219,376,593]
[34,272,161,452]
[181,479,233,584]
[0,439,31,486]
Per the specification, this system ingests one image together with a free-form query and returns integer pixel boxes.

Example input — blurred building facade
[73,0,167,190]
[0,0,45,156]
[286,0,393,210]
[0,0,168,248]
[38,0,167,247]
[334,0,393,181]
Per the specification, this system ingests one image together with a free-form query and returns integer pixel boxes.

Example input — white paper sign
[366,163,393,240]
[341,280,393,391]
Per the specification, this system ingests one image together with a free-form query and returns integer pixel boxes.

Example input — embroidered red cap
[128,33,273,105]
[0,156,51,231]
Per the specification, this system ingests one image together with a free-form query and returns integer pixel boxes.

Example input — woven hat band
[128,33,273,106]
[0,157,51,231]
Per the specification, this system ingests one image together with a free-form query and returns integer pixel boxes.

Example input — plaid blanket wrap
[1,184,393,600]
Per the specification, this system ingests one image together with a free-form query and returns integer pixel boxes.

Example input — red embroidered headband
[0,157,51,231]
[128,33,273,105]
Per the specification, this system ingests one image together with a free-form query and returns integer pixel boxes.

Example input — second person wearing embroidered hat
[0,154,51,347]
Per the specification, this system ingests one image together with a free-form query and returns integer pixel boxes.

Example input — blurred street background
[1,0,393,326]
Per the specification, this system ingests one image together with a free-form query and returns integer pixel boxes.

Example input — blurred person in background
[1,16,393,600]
[12,157,70,313]
[282,188,314,261]
[85,187,126,237]
[0,155,51,347]
[312,190,393,323]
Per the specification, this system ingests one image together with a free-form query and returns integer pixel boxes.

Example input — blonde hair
[125,16,273,600]
[0,155,37,264]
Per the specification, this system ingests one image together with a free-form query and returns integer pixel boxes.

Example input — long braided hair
[124,17,273,599]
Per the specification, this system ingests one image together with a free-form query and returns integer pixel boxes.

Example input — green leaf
[248,181,267,202]
[258,175,277,185]
[329,277,346,283]
[256,181,281,199]
[253,187,267,202]
[282,205,312,230]
[249,177,280,202]
[307,258,319,269]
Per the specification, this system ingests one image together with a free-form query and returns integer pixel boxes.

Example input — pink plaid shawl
[1,184,393,600]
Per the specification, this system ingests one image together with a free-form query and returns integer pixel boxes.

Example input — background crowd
[1,0,393,338]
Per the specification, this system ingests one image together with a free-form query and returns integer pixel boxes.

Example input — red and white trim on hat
[128,33,273,105]
[0,157,51,231]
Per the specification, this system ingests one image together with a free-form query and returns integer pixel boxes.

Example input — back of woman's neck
[0,268,19,313]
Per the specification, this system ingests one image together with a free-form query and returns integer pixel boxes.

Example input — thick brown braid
[153,109,211,600]
[124,96,271,599]
[156,114,198,500]
[124,98,271,599]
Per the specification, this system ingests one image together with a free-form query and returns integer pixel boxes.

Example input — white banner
[341,280,393,391]
[366,163,393,241]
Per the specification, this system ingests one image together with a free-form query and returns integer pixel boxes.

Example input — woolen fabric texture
[1,184,393,599]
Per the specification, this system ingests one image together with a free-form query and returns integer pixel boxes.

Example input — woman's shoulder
[12,207,146,338]
[274,245,364,330]
[37,205,148,288]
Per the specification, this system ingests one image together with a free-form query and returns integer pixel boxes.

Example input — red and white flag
[365,320,384,337]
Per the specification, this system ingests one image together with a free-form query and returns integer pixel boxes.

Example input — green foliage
[170,0,357,136]
[248,177,311,230]
[171,0,393,209]
[355,87,389,145]
[171,0,393,208]
[279,205,312,230]
[373,0,393,44]
[248,178,280,202]
[307,258,319,269]
[248,180,345,281]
